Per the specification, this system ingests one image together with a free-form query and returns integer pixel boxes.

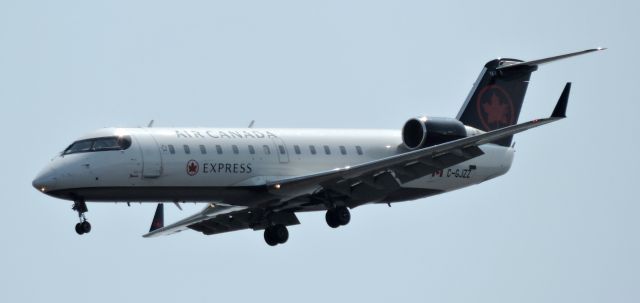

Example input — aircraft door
[271,137,289,164]
[134,131,163,178]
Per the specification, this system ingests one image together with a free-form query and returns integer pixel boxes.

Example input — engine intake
[402,117,467,150]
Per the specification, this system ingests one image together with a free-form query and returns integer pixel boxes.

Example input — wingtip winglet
[551,82,571,118]
[149,203,164,233]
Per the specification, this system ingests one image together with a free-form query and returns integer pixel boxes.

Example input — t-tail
[456,48,605,146]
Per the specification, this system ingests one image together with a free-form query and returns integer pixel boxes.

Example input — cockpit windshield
[63,136,132,155]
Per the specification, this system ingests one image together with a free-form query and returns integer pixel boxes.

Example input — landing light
[40,187,46,192]
[274,184,281,189]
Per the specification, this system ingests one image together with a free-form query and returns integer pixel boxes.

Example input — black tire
[75,223,84,235]
[325,210,340,228]
[335,207,351,226]
[264,228,279,246]
[273,224,289,244]
[81,221,92,234]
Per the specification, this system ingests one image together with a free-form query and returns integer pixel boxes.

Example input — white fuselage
[33,127,514,207]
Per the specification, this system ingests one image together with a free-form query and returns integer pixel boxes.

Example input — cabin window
[216,145,223,154]
[263,145,271,155]
[324,145,331,155]
[309,145,316,155]
[278,145,286,155]
[248,145,255,154]
[339,146,347,155]
[183,145,190,154]
[168,144,175,154]
[356,146,363,155]
[294,145,301,154]
[232,145,239,154]
[199,145,207,154]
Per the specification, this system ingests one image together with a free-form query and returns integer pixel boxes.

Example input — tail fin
[456,48,604,146]
[149,203,164,232]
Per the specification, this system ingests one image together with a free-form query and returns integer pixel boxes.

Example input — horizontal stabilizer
[497,48,605,70]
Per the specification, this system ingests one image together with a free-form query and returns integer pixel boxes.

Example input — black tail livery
[457,48,604,146]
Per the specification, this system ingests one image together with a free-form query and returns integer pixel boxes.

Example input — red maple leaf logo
[186,160,199,176]
[482,92,509,125]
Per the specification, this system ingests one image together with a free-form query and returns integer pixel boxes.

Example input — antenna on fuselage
[248,120,255,128]
[147,120,155,128]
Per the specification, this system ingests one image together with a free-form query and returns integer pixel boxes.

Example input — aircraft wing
[267,83,571,200]
[143,203,300,237]
[144,83,570,238]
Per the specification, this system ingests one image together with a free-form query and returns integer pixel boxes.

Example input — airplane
[32,48,603,246]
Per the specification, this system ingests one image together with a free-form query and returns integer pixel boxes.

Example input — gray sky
[1,1,637,302]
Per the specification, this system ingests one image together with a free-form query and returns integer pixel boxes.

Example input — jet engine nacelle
[402,116,467,150]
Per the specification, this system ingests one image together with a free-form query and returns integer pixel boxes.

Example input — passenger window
[199,145,207,154]
[278,145,286,155]
[356,146,363,155]
[339,146,347,155]
[216,145,223,154]
[183,145,190,154]
[232,145,239,154]
[263,145,271,155]
[309,145,316,155]
[248,145,255,154]
[294,145,301,154]
[168,145,175,154]
[324,145,331,155]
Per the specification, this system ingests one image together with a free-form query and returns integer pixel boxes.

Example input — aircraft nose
[32,170,58,193]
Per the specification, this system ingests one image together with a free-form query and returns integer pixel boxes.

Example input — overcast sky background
[1,1,637,302]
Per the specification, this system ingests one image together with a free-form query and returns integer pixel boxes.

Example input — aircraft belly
[46,186,272,206]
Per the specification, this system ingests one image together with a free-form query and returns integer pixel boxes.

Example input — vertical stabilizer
[457,59,536,146]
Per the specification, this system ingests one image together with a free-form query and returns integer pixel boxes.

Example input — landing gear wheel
[272,224,288,244]
[81,221,91,234]
[326,210,340,228]
[326,207,350,228]
[264,224,289,246]
[75,223,84,235]
[334,206,351,226]
[264,231,278,246]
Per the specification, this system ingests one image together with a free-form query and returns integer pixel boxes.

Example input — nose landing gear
[73,200,91,235]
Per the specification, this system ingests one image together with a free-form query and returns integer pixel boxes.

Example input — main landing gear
[73,199,92,235]
[264,224,289,246]
[325,206,350,228]
[261,207,351,246]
